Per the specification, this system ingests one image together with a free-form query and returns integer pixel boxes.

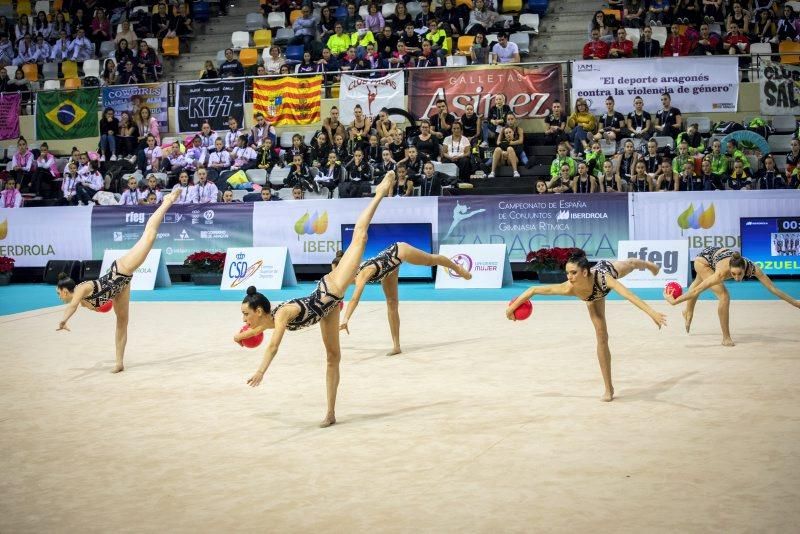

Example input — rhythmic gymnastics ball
[239,325,264,348]
[665,282,683,298]
[97,301,113,313]
[509,299,533,320]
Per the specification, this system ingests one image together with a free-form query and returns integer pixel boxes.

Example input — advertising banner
[35,88,100,140]
[630,190,800,257]
[102,84,169,133]
[407,64,563,119]
[437,194,629,262]
[175,79,246,132]
[91,204,253,265]
[253,197,438,264]
[616,240,689,288]
[740,217,800,275]
[220,247,297,290]
[434,244,512,289]
[100,249,171,290]
[759,62,800,115]
[0,206,93,267]
[571,57,739,114]
[339,71,405,122]
[0,93,21,140]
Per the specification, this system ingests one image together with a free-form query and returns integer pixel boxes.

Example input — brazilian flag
[36,88,99,140]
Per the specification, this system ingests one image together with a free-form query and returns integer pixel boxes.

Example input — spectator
[290,5,316,49]
[35,10,54,41]
[136,106,161,149]
[543,100,568,145]
[755,155,786,189]
[163,142,190,182]
[697,157,723,190]
[60,162,79,205]
[550,142,577,178]
[89,8,111,56]
[364,3,385,35]
[118,176,140,206]
[10,137,35,193]
[135,39,161,81]
[291,186,304,200]
[50,30,70,62]
[655,158,680,191]
[637,25,662,57]
[777,5,798,42]
[723,21,750,79]
[285,153,317,193]
[401,145,427,180]
[373,110,394,145]
[101,58,117,85]
[322,108,348,147]
[318,6,336,43]
[342,3,360,33]
[185,135,208,170]
[623,0,645,27]
[250,112,275,149]
[116,111,139,161]
[0,66,8,91]
[573,161,597,193]
[173,3,194,42]
[151,3,173,40]
[140,134,162,174]
[256,138,281,173]
[663,23,691,56]
[589,10,615,42]
[348,104,372,152]
[415,40,441,67]
[34,142,59,198]
[0,33,13,66]
[388,41,412,69]
[442,121,472,180]
[222,116,242,152]
[413,120,441,162]
[430,99,455,140]
[653,92,682,138]
[142,174,164,203]
[376,25,398,61]
[583,28,609,59]
[114,38,134,67]
[726,139,749,170]
[676,123,705,154]
[703,0,723,25]
[286,133,310,166]
[315,151,343,191]
[567,97,597,156]
[196,120,218,150]
[415,0,435,29]
[492,32,520,64]
[387,130,407,162]
[727,1,751,35]
[364,134,381,164]
[1,178,22,207]
[419,161,446,196]
[726,159,752,190]
[753,9,777,46]
[706,138,728,176]
[547,164,573,192]
[438,0,465,38]
[671,140,692,173]
[608,28,634,58]
[465,0,497,36]
[674,0,701,26]
[99,107,119,161]
[595,96,626,143]
[616,139,639,185]
[115,20,138,45]
[398,22,422,54]
[327,22,350,57]
[488,127,522,178]
[219,48,244,78]
[76,160,103,205]
[118,59,140,84]
[200,60,219,79]
[67,26,94,62]
[14,13,31,41]
[332,133,351,163]
[393,164,414,196]
[598,160,622,192]
[172,171,197,204]
[13,33,37,66]
[644,0,671,27]
[296,51,317,74]
[692,23,721,55]
[584,140,607,177]
[642,138,661,179]
[425,18,449,59]
[207,137,232,185]
[264,45,285,74]
[195,167,219,203]
[785,138,800,176]
[626,96,652,145]
[482,93,511,146]
[629,160,653,191]
[33,34,51,64]
[459,103,482,146]
[251,187,282,202]
[374,147,397,177]
[679,160,702,190]
[52,12,70,41]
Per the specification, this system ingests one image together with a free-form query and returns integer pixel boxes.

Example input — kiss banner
[0,93,20,140]
[175,79,245,133]
[759,62,800,115]
[407,64,563,120]
[102,83,169,133]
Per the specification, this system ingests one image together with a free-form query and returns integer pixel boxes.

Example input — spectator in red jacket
[692,23,721,55]
[608,27,633,58]
[723,22,749,55]
[583,28,609,59]
[662,23,691,56]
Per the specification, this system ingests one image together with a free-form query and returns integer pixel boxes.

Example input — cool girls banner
[90,203,253,265]
[407,64,563,119]
[571,57,739,114]
[102,84,169,133]
[437,194,629,262]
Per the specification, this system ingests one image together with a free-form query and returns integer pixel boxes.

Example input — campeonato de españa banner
[407,64,564,119]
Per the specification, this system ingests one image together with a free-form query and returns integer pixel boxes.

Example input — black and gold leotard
[584,260,619,302]
[271,277,343,331]
[82,261,133,308]
[357,242,402,283]
[696,247,756,277]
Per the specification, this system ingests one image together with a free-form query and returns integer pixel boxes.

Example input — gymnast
[506,250,667,402]
[235,171,397,428]
[338,242,472,355]
[664,247,799,346]
[55,188,182,373]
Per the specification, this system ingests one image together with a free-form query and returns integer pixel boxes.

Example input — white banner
[253,197,438,265]
[339,71,405,122]
[0,206,92,267]
[759,62,800,115]
[631,191,800,257]
[220,247,297,291]
[100,249,171,290]
[435,244,512,289]
[571,57,739,114]
[617,240,689,288]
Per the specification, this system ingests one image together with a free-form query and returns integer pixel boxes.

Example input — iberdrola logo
[0,218,7,240]
[677,203,715,232]
[294,211,328,238]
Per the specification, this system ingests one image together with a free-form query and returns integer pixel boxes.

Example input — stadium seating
[253,29,272,49]
[231,31,250,50]
[239,48,259,67]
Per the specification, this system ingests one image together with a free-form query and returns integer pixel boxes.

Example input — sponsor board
[220,247,297,290]
[0,206,93,267]
[616,240,689,288]
[100,249,171,290]
[434,244,512,289]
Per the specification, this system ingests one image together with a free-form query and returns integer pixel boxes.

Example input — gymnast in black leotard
[55,188,182,373]
[665,248,799,346]
[338,241,472,356]
[507,250,666,402]
[235,171,397,428]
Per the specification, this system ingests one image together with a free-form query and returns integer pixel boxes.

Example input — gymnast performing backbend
[55,188,183,373]
[664,247,799,346]
[234,171,397,428]
[506,251,667,402]
[337,242,472,355]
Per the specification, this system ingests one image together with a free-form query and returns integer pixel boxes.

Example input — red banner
[407,64,564,119]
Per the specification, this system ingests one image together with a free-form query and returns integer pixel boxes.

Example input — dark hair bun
[246,285,257,296]
[57,272,70,281]
[731,251,742,260]
[570,249,587,259]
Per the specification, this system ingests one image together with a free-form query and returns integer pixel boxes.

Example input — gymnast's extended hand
[247,370,265,387]
[339,320,350,334]
[56,320,71,332]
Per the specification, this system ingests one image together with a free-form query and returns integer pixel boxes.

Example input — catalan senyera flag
[253,75,322,126]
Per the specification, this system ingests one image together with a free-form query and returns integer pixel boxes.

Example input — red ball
[509,299,533,320]
[338,300,344,310]
[665,282,683,298]
[239,324,264,348]
[97,301,113,313]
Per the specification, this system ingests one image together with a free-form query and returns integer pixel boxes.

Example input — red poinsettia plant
[0,255,14,273]
[184,251,226,273]
[526,247,582,272]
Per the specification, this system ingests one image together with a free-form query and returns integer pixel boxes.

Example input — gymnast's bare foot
[386,347,402,356]
[375,171,395,197]
[682,309,693,333]
[165,187,182,204]
[111,364,124,373]
[602,387,614,402]
[319,413,336,428]
[454,264,473,280]
[722,337,735,347]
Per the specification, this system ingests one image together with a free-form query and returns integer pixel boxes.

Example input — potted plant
[0,255,14,285]
[184,251,226,285]
[526,247,581,284]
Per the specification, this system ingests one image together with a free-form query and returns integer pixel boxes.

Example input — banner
[407,64,563,119]
[434,244,512,289]
[630,190,800,257]
[571,57,739,114]
[102,84,169,133]
[90,203,253,265]
[175,80,245,133]
[253,197,438,264]
[0,206,93,267]
[0,93,20,140]
[438,194,629,262]
[339,71,405,122]
[100,249,171,290]
[35,88,100,140]
[759,62,800,115]
[616,240,689,288]
[253,75,322,126]
[220,246,297,290]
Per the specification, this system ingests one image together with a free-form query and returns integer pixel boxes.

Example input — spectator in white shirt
[249,112,275,149]
[223,116,242,152]
[163,142,189,181]
[61,162,79,205]
[441,121,473,181]
[50,30,71,62]
[197,120,218,150]
[33,34,51,63]
[491,32,520,64]
[34,142,60,198]
[206,137,231,186]
[13,33,37,65]
[75,161,103,205]
[173,171,198,204]
[184,135,208,171]
[194,167,219,203]
[66,27,94,62]
[141,134,163,173]
[1,178,23,208]
[118,176,140,205]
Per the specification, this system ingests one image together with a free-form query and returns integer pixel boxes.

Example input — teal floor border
[2,280,799,316]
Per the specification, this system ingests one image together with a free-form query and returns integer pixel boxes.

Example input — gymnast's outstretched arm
[754,268,800,308]
[506,282,572,321]
[606,277,667,329]
[247,319,288,387]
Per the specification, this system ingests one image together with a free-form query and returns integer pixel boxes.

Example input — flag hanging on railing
[35,88,99,140]
[0,93,21,140]
[253,75,322,126]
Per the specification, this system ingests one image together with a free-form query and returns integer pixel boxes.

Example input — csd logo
[228,256,264,288]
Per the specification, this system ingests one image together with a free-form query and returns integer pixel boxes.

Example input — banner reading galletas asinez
[408,64,563,119]
[339,71,404,122]
[571,57,739,114]
[759,62,800,115]
[175,79,245,133]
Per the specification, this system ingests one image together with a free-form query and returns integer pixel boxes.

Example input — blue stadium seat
[527,0,548,15]
[194,1,211,23]
[285,45,304,62]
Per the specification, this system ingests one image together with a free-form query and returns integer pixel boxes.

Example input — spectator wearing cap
[492,32,520,64]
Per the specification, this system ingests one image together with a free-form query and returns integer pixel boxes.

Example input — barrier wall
[3,190,799,268]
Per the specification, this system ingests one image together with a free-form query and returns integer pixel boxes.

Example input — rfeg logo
[678,203,715,231]
[447,253,473,278]
[294,211,329,237]
[228,252,264,288]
